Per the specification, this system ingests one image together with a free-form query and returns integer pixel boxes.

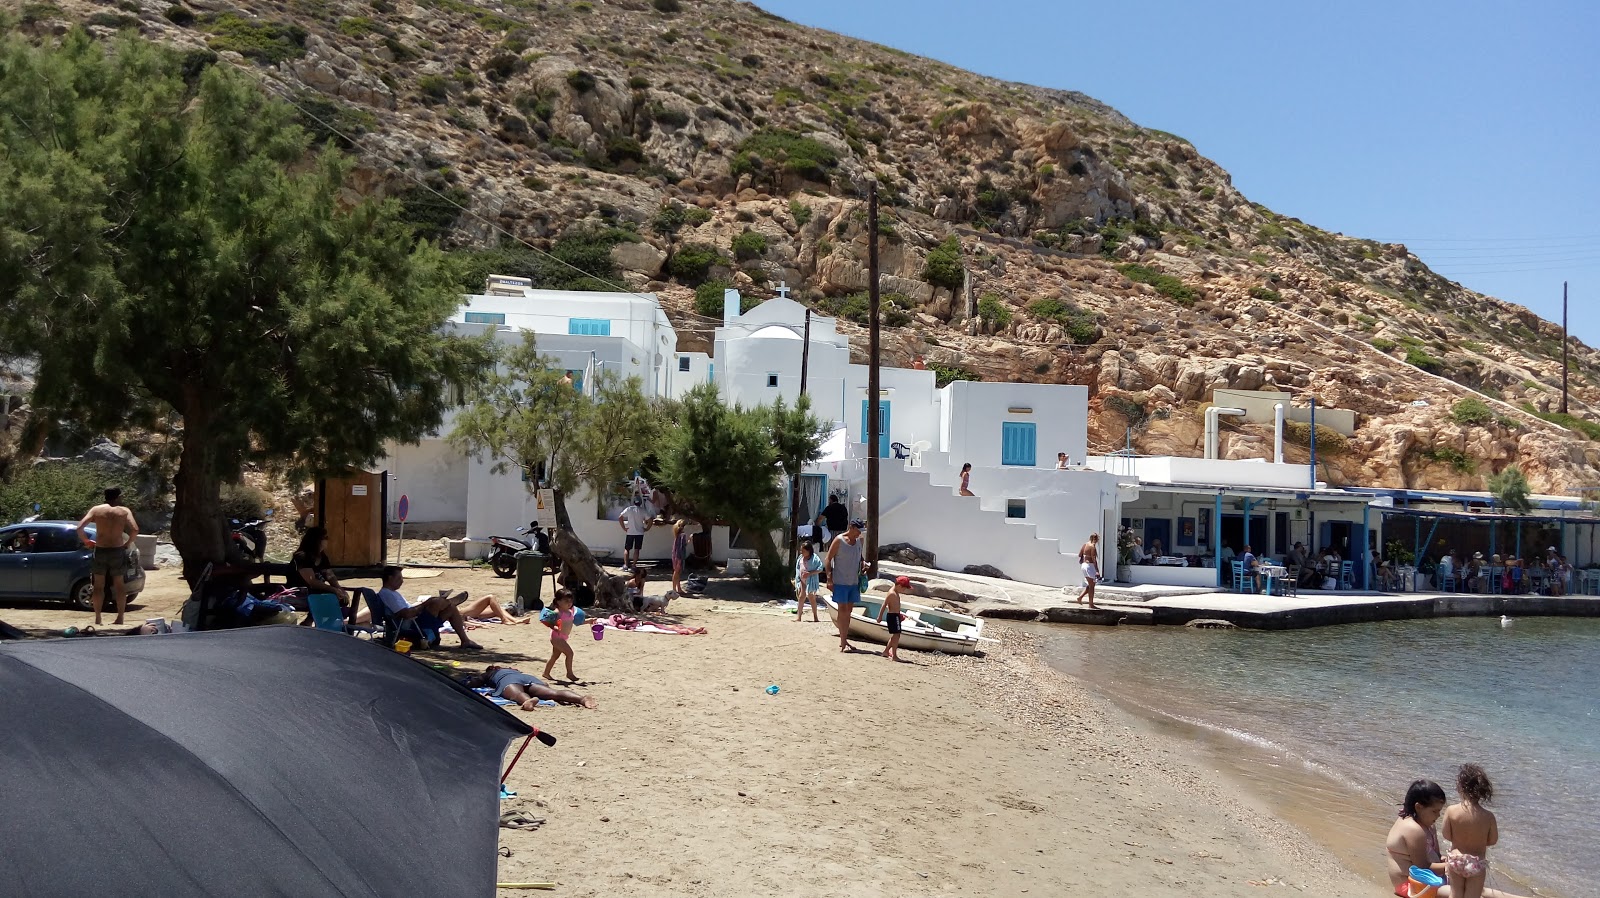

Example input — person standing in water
[1073,533,1100,609]
[76,488,139,626]
[1384,777,1530,898]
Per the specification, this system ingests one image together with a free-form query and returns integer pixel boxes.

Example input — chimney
[723,288,742,326]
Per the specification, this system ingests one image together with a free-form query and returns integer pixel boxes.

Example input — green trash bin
[514,550,546,614]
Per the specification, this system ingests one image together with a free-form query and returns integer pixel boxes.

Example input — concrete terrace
[878,561,1600,630]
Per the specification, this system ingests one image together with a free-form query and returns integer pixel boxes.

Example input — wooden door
[317,470,385,567]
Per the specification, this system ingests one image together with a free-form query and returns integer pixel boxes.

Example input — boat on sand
[821,590,985,655]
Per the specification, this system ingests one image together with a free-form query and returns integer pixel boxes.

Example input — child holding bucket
[541,589,581,682]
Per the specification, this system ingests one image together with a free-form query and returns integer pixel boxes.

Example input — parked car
[0,521,145,610]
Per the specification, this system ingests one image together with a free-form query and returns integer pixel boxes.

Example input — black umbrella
[0,627,532,897]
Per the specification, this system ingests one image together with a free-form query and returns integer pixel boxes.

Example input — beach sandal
[498,811,545,831]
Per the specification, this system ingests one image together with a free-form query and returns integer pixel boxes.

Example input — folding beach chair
[362,589,428,650]
[307,593,346,633]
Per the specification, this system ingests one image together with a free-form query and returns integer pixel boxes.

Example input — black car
[0,521,146,610]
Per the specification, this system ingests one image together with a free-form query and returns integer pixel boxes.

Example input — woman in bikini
[1384,778,1531,898]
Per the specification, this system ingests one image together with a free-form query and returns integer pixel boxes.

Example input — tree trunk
[550,529,630,610]
[170,405,226,585]
[547,490,629,610]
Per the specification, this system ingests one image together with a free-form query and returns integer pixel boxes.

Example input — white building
[385,280,1385,590]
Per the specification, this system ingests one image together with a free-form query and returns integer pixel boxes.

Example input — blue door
[1000,421,1037,466]
[860,400,890,458]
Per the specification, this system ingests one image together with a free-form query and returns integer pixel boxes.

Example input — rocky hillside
[19,0,1600,493]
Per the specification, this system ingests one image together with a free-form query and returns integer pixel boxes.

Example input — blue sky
[755,0,1600,345]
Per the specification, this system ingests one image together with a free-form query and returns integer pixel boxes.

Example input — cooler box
[514,550,546,614]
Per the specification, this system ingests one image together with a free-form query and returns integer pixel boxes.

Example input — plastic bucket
[1407,866,1443,897]
[592,623,605,641]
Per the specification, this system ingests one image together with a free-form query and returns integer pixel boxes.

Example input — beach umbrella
[0,626,531,897]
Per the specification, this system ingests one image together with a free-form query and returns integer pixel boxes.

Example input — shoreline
[1017,622,1563,898]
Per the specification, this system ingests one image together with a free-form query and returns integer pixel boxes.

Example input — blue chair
[1230,559,1250,593]
[1439,573,1457,593]
[1338,560,1355,591]
[307,592,346,633]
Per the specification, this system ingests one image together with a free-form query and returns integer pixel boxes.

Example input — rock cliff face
[26,0,1600,492]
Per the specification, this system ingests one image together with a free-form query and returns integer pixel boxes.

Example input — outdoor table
[1259,564,1288,596]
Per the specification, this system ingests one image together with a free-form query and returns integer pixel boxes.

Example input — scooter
[488,526,532,578]
[229,517,269,564]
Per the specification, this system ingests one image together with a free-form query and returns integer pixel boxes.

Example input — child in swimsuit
[542,588,580,682]
[1441,763,1498,898]
[874,576,909,662]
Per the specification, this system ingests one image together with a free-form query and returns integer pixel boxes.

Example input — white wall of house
[941,381,1089,469]
[384,437,468,524]
[843,364,941,452]
[456,287,680,398]
[1089,455,1316,490]
[670,352,712,400]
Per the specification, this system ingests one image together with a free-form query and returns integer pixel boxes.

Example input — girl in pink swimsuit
[542,589,579,682]
[1441,764,1498,898]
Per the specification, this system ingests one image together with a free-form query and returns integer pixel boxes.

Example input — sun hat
[1473,551,1484,559]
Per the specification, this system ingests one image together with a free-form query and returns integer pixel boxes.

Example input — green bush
[684,207,713,226]
[483,52,521,82]
[0,462,115,525]
[1248,285,1282,303]
[1283,420,1348,454]
[417,73,452,100]
[1450,398,1495,427]
[1420,447,1476,474]
[976,293,1011,329]
[395,183,469,243]
[1118,264,1195,306]
[648,102,690,128]
[731,229,768,260]
[219,482,272,520]
[1025,297,1098,343]
[337,15,376,36]
[566,70,597,93]
[789,200,813,226]
[201,14,309,64]
[292,92,377,150]
[627,74,651,90]
[651,202,688,236]
[1404,347,1441,372]
[930,363,981,388]
[1521,404,1600,441]
[922,236,964,291]
[605,135,646,165]
[1104,395,1147,428]
[693,280,760,317]
[730,129,840,182]
[666,243,723,284]
[1371,337,1397,353]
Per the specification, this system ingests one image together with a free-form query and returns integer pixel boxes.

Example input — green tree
[448,333,658,607]
[765,395,827,568]
[656,384,824,593]
[922,236,965,292]
[0,32,491,576]
[1487,465,1534,515]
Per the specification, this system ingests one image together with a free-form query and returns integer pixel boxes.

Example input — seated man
[1239,543,1261,592]
[464,665,595,710]
[1129,536,1147,565]
[354,566,484,650]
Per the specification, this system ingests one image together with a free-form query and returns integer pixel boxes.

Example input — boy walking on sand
[1074,533,1100,609]
[876,575,910,661]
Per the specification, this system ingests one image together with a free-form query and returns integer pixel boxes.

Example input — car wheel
[69,578,94,611]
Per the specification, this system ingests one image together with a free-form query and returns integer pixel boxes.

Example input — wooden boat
[821,591,986,655]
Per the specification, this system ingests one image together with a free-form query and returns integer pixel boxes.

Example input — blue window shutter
[1001,422,1036,466]
[464,311,505,325]
[860,400,869,445]
[567,318,611,336]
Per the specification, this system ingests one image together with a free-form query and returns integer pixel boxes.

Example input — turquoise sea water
[1040,618,1600,898]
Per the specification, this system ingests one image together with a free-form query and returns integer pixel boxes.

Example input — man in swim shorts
[1073,532,1100,609]
[77,487,139,626]
[824,519,867,652]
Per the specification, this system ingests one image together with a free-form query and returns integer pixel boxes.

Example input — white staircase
[878,454,1081,587]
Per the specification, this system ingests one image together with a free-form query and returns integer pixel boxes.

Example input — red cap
[895,576,911,587]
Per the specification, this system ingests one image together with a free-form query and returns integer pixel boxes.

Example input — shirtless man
[1073,532,1100,609]
[76,488,139,626]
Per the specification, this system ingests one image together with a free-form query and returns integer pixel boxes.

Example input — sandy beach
[1,555,1386,897]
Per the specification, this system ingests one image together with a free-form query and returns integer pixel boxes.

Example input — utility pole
[787,297,811,567]
[867,182,881,578]
[1561,281,1569,414]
